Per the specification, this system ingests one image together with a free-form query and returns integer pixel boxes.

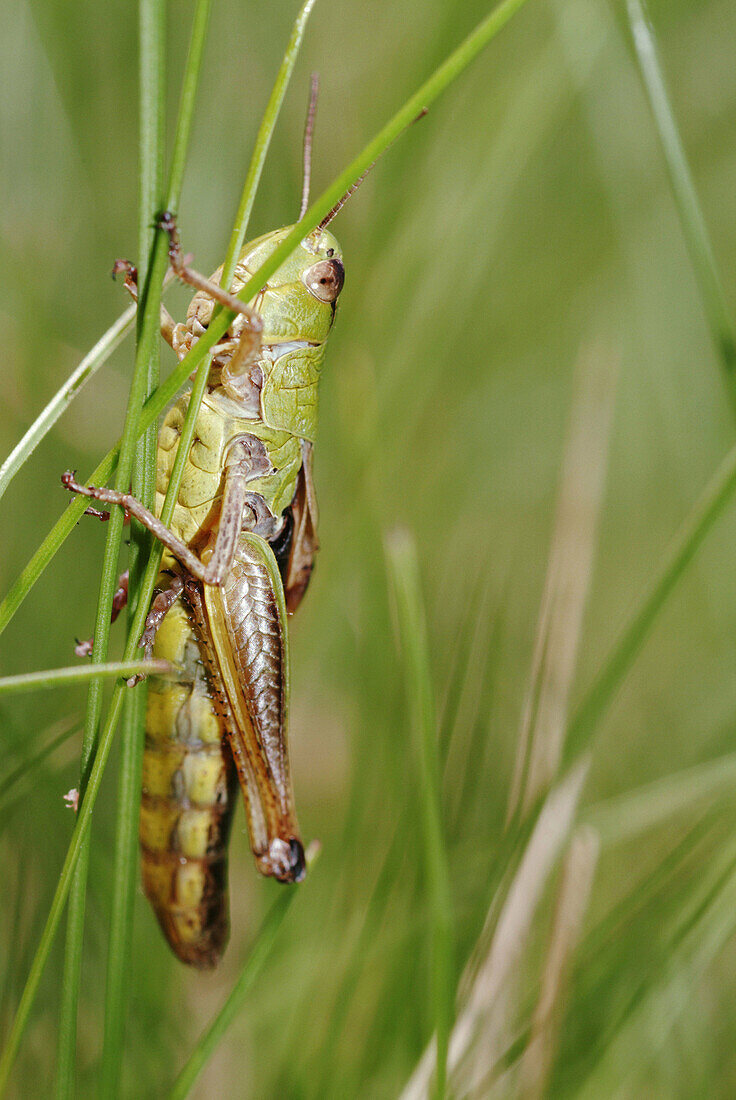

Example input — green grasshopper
[63,89,352,967]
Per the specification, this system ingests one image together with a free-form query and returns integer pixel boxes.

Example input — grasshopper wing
[202,532,306,883]
[283,440,320,614]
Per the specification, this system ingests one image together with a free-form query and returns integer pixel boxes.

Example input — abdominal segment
[140,580,236,969]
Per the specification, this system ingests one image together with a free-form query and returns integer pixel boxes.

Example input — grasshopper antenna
[317,107,428,231]
[299,73,320,220]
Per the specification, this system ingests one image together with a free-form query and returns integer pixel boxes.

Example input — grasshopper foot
[112,259,138,301]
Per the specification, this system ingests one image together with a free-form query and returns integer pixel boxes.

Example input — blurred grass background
[2,0,736,1096]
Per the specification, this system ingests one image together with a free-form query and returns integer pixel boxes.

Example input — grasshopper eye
[304,258,344,303]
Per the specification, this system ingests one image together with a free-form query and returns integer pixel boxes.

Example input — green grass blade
[565,442,736,763]
[97,0,169,1089]
[0,719,78,803]
[386,530,453,1099]
[0,0,533,643]
[576,849,736,1098]
[0,684,125,1097]
[584,751,736,847]
[0,661,170,696]
[0,305,135,505]
[167,849,321,1100]
[508,341,617,822]
[219,0,318,291]
[627,0,736,417]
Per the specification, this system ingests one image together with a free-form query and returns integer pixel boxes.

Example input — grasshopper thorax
[182,226,344,355]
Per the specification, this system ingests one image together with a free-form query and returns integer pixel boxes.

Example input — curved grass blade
[0,305,135,505]
[564,442,736,764]
[0,719,77,805]
[627,0,736,417]
[507,340,617,822]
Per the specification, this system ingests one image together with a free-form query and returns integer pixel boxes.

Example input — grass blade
[0,718,77,803]
[0,267,174,508]
[565,442,736,764]
[627,0,736,416]
[0,684,126,1096]
[168,845,321,1099]
[518,828,599,1100]
[219,0,318,291]
[576,845,736,1098]
[400,764,588,1099]
[97,0,168,1090]
[0,661,170,696]
[0,305,135,504]
[167,885,299,1100]
[386,529,454,1098]
[584,751,736,846]
[507,340,617,821]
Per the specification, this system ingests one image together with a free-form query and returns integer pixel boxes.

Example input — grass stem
[627,0,736,419]
[386,530,453,1099]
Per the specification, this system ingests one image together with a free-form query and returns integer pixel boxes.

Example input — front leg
[157,212,263,337]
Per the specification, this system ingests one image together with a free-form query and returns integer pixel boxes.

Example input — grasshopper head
[180,228,343,366]
[229,226,344,348]
[181,228,344,359]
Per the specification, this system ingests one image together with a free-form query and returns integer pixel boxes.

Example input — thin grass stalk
[400,765,588,1099]
[507,340,617,822]
[577,848,736,1098]
[0,307,135,504]
[0,662,169,696]
[0,277,182,510]
[0,719,77,802]
[0,0,534,641]
[98,0,169,1088]
[0,683,125,1096]
[55,0,171,1088]
[167,886,298,1100]
[517,828,599,1100]
[564,442,736,764]
[0,4,538,1086]
[386,530,453,1099]
[219,0,317,290]
[583,750,736,846]
[627,0,736,417]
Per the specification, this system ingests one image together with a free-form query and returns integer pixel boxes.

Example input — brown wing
[201,532,305,884]
[284,440,320,614]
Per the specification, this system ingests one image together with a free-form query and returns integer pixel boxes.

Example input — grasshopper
[63,87,352,967]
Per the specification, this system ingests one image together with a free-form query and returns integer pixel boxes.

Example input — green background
[1,0,736,1095]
